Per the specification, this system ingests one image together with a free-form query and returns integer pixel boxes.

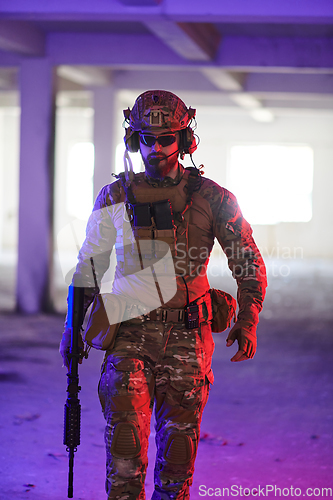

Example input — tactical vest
[115,168,215,279]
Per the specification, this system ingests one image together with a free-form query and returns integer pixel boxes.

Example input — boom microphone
[148,157,162,166]
[148,148,180,166]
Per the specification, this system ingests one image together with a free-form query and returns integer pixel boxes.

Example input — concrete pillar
[17,58,55,313]
[93,85,117,200]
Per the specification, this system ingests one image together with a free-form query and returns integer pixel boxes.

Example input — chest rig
[117,167,203,277]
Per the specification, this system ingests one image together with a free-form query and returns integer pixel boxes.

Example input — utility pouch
[185,303,200,329]
[152,199,174,230]
[210,288,237,333]
[132,203,151,227]
[83,293,127,350]
[131,199,174,230]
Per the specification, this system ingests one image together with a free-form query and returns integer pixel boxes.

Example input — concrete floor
[0,258,333,499]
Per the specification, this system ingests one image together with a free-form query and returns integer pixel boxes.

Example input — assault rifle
[63,276,85,498]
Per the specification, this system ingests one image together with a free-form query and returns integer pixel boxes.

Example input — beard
[143,153,176,180]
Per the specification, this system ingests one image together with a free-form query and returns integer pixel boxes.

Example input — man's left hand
[226,320,257,362]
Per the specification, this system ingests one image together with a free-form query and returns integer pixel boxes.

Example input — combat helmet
[123,90,197,155]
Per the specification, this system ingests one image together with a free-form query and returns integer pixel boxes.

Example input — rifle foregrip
[64,400,81,449]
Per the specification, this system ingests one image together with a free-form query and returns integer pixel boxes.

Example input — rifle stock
[64,278,84,498]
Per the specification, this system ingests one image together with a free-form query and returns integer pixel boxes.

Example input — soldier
[60,90,267,499]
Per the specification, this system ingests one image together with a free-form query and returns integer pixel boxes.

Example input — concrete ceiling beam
[229,93,262,109]
[47,33,184,65]
[116,0,161,5]
[0,0,332,22]
[201,68,244,91]
[112,68,218,91]
[245,72,333,94]
[57,65,112,86]
[143,21,220,61]
[218,36,333,71]
[0,21,45,55]
[45,33,333,70]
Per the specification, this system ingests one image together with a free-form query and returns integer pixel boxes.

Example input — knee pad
[111,422,141,459]
[163,432,194,465]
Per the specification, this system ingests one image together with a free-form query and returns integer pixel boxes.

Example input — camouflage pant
[98,319,215,500]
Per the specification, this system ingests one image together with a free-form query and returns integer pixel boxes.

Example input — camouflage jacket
[73,164,267,323]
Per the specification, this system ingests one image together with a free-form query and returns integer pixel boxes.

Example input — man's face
[139,131,180,180]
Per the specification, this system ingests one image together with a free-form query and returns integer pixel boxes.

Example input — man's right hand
[59,328,84,369]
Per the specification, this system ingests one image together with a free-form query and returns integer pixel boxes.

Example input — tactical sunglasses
[139,133,177,148]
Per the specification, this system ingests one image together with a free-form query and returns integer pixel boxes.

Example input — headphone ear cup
[125,130,140,153]
[180,127,196,155]
[188,130,197,154]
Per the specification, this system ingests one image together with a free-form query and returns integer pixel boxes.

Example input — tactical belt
[149,307,185,323]
[123,307,185,325]
[123,291,212,326]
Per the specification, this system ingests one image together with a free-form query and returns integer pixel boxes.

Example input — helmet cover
[124,90,196,135]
